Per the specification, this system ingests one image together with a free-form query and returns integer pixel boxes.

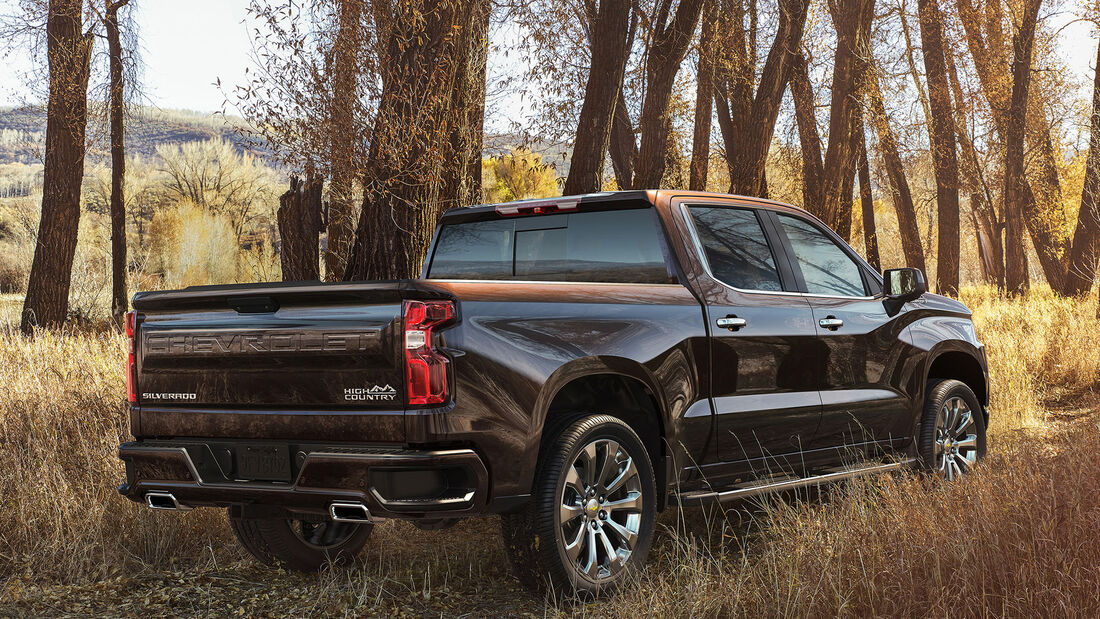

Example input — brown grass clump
[2,288,1100,616]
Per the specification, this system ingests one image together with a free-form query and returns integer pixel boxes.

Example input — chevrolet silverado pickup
[118,190,989,595]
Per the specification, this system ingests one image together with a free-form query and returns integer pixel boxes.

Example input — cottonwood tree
[715,0,809,197]
[562,0,633,194]
[1063,35,1100,296]
[917,0,960,294]
[21,0,95,333]
[101,0,133,326]
[689,0,717,190]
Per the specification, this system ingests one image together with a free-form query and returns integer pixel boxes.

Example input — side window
[687,206,783,292]
[777,214,866,296]
[429,219,514,279]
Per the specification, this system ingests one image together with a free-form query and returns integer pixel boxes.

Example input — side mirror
[883,268,927,302]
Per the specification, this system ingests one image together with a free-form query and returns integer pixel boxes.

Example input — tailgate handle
[229,296,280,314]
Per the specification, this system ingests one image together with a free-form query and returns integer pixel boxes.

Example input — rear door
[679,202,823,466]
[769,212,909,452]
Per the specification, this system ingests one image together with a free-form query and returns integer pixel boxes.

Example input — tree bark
[917,0,960,295]
[818,0,874,233]
[867,67,927,272]
[278,176,324,281]
[858,125,880,271]
[631,0,706,189]
[22,0,93,333]
[105,0,131,328]
[1003,0,1041,294]
[442,0,491,205]
[326,0,364,281]
[563,0,633,194]
[609,88,638,189]
[689,0,717,191]
[719,0,809,196]
[344,0,476,281]
[1064,39,1100,296]
[790,54,825,214]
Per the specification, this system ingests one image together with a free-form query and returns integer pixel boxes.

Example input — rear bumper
[118,440,500,519]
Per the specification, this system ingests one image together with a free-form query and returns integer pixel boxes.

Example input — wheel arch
[529,357,670,509]
[925,348,988,408]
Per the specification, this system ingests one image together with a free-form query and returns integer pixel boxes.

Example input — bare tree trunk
[442,0,491,205]
[1003,0,1041,294]
[689,0,717,191]
[790,54,825,214]
[609,88,638,189]
[917,0,960,295]
[818,0,874,233]
[326,0,364,281]
[105,0,131,328]
[1064,39,1100,296]
[22,0,93,333]
[563,0,633,194]
[719,0,809,196]
[632,0,706,189]
[278,176,323,281]
[344,0,475,281]
[867,67,927,272]
[858,124,880,271]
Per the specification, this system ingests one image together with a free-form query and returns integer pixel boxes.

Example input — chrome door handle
[716,316,747,331]
[819,316,844,330]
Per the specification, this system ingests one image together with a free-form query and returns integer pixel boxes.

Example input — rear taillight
[404,300,454,406]
[125,310,137,403]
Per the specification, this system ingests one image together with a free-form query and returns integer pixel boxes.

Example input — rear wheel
[228,511,373,571]
[501,414,656,596]
[918,379,987,480]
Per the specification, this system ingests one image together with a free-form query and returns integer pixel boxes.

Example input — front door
[680,204,824,469]
[770,212,910,454]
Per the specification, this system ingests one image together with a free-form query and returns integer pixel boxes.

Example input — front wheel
[918,379,987,480]
[228,511,373,571]
[501,414,656,596]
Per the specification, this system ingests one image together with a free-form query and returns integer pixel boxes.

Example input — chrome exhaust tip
[145,491,191,511]
[329,501,373,523]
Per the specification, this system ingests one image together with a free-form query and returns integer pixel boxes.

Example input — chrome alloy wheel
[935,396,979,480]
[292,520,359,550]
[558,438,643,581]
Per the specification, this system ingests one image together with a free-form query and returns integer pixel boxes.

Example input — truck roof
[439,189,808,224]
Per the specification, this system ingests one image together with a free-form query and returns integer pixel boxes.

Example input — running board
[676,459,915,505]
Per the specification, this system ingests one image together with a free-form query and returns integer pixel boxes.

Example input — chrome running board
[677,459,915,505]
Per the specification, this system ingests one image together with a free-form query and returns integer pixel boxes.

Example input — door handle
[819,316,844,330]
[717,316,747,331]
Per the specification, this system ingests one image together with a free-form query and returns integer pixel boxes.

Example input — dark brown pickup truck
[118,190,988,595]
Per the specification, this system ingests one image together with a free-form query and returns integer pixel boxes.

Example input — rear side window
[777,214,866,296]
[428,208,670,283]
[687,206,782,291]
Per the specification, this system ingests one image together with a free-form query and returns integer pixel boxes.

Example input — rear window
[428,208,671,283]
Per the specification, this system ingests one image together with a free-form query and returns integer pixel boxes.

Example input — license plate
[236,445,291,482]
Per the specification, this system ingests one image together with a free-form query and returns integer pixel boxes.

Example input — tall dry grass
[1,287,1100,615]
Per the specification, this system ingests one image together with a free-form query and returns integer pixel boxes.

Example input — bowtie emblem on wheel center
[585,498,600,517]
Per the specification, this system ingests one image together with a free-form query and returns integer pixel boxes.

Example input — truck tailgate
[130,281,448,440]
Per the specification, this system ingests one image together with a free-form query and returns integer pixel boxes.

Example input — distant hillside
[0,105,267,165]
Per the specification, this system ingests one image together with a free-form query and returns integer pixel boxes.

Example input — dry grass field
[2,286,1100,616]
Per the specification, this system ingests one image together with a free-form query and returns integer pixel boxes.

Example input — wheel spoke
[604,491,642,514]
[604,456,637,495]
[952,409,973,438]
[560,501,584,525]
[583,527,599,578]
[597,527,623,575]
[564,521,587,562]
[564,462,586,497]
[580,442,599,487]
[603,517,638,550]
[596,440,621,488]
[955,434,978,450]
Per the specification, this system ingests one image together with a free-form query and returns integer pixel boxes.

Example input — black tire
[228,511,373,571]
[917,379,987,480]
[501,414,657,597]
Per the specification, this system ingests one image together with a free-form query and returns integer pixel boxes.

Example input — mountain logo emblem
[344,385,398,402]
